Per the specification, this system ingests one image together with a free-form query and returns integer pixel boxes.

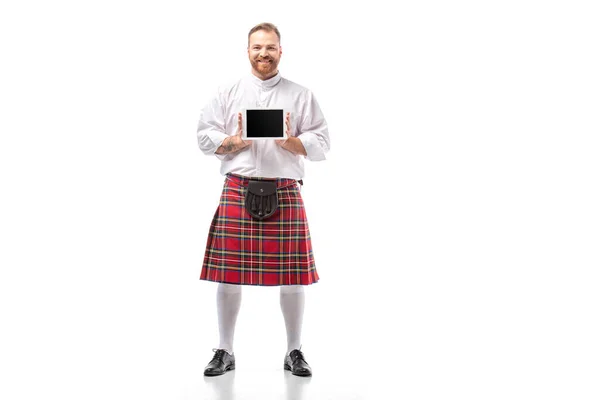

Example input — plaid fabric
[200,173,319,286]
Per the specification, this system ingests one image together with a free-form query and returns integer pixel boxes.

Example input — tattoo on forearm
[222,138,235,152]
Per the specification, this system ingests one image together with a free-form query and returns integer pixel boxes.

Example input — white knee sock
[280,285,305,354]
[216,283,242,354]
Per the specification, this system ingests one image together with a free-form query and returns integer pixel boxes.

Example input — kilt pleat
[200,173,319,286]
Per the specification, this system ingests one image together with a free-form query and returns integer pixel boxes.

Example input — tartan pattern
[200,173,319,286]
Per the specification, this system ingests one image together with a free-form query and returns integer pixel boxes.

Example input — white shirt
[196,72,330,179]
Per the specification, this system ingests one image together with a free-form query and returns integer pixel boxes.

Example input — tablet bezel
[242,108,287,140]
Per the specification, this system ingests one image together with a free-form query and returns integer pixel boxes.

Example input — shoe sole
[204,364,235,376]
[284,363,312,377]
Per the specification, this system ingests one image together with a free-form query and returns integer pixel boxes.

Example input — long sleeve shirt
[196,72,330,179]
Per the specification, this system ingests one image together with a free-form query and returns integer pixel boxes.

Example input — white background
[1,0,599,399]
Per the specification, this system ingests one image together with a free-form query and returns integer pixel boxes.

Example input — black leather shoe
[284,349,312,376]
[204,349,235,376]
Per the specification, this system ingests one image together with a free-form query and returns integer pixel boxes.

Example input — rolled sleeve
[196,90,229,158]
[297,90,331,161]
[298,132,328,161]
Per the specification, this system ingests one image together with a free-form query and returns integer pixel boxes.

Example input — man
[196,23,330,377]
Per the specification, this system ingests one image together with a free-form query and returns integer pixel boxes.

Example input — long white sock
[280,285,305,354]
[216,283,242,354]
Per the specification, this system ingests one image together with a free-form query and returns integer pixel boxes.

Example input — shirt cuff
[298,133,327,161]
[199,130,231,160]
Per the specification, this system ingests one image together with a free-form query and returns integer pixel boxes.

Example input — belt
[226,173,302,189]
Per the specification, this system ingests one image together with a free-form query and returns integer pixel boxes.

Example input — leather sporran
[244,180,278,220]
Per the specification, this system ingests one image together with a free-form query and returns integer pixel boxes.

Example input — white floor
[4,274,598,400]
[189,360,369,400]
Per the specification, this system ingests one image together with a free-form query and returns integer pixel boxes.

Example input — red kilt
[200,173,319,286]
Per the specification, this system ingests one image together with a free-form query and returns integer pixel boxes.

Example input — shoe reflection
[203,370,236,400]
[283,370,311,400]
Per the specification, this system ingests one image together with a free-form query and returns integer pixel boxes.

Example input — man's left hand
[276,112,307,156]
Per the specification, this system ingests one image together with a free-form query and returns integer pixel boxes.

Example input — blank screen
[246,109,284,138]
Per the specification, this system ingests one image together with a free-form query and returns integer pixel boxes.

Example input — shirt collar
[248,71,282,89]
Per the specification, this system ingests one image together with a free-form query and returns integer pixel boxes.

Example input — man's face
[248,30,282,79]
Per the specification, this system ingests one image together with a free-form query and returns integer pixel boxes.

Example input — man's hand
[276,112,307,156]
[215,113,251,154]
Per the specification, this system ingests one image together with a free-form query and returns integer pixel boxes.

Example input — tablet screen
[245,109,284,139]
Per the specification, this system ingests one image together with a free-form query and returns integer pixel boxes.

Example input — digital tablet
[242,108,286,140]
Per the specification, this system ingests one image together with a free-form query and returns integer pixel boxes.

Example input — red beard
[251,57,278,77]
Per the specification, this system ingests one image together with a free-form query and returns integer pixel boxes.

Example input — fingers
[237,112,243,135]
[239,112,252,146]
[237,112,248,145]
[285,112,291,135]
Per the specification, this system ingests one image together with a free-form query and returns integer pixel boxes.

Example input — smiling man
[196,23,330,377]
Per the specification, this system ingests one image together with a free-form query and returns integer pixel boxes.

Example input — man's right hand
[215,113,251,154]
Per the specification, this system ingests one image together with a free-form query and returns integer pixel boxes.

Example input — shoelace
[210,348,229,364]
[290,349,306,362]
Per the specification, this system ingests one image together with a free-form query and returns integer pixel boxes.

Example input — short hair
[247,22,281,46]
